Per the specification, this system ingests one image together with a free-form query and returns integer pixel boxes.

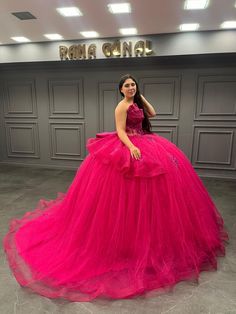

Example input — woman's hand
[129,145,141,160]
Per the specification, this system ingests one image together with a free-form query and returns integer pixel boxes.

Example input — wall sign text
[59,40,153,60]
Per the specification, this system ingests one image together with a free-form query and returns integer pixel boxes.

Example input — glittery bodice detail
[126,103,144,135]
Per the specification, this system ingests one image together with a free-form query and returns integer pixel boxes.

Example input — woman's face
[120,78,137,98]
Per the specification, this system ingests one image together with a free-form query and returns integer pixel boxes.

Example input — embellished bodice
[126,103,144,135]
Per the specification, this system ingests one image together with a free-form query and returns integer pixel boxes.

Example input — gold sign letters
[59,40,153,60]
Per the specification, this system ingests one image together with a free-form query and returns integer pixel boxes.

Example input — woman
[3,74,228,302]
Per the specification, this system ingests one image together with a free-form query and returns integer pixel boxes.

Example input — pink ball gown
[3,103,228,302]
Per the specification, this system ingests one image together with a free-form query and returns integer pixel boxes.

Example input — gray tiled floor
[0,164,235,314]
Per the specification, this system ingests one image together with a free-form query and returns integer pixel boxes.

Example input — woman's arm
[141,95,156,117]
[115,104,141,159]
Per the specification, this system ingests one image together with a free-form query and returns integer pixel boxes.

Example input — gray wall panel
[195,75,236,121]
[0,59,235,179]
[139,76,181,120]
[48,79,84,118]
[98,82,120,132]
[5,121,40,158]
[152,125,179,145]
[4,79,38,118]
[49,122,85,161]
[191,125,236,171]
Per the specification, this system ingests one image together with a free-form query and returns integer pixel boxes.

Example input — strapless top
[87,102,168,178]
[126,103,144,135]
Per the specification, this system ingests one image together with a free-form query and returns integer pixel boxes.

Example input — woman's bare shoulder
[115,100,129,113]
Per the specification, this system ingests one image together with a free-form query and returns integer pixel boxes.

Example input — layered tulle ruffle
[87,132,169,178]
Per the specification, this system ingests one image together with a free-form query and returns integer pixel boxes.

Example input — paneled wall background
[0,58,235,179]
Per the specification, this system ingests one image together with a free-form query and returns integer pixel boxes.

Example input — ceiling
[0,0,236,45]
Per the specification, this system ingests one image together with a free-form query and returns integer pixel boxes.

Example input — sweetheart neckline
[127,103,142,111]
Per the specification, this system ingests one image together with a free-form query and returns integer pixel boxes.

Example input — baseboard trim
[0,161,78,171]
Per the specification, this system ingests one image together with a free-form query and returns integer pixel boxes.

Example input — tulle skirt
[3,132,228,301]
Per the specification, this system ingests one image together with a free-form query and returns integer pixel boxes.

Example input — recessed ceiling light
[44,34,63,40]
[179,23,200,31]
[80,31,99,38]
[184,0,209,10]
[107,3,131,14]
[119,28,137,35]
[56,7,83,17]
[11,36,31,43]
[220,21,236,29]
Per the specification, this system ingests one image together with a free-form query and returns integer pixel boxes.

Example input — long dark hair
[119,74,152,134]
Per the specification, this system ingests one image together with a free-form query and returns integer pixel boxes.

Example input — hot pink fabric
[3,103,228,301]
